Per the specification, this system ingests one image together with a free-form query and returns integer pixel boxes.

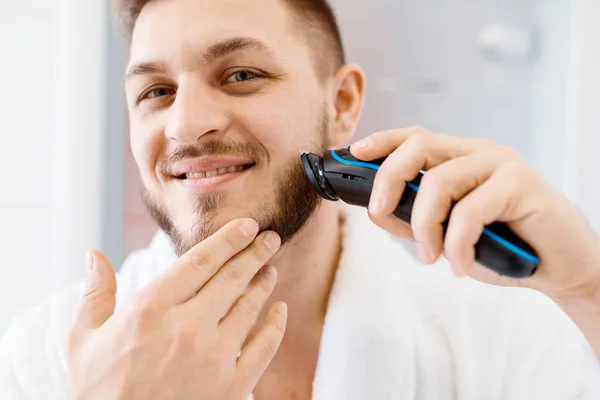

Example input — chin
[200,207,255,230]
[178,200,262,235]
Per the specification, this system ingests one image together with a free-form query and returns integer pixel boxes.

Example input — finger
[458,261,520,288]
[443,160,533,278]
[220,265,278,352]
[236,302,287,394]
[147,218,259,305]
[411,147,520,264]
[73,250,117,331]
[350,126,431,160]
[367,132,494,218]
[367,211,415,241]
[188,231,281,318]
[350,126,496,161]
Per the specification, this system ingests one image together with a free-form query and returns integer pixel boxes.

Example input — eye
[224,70,261,84]
[139,87,175,103]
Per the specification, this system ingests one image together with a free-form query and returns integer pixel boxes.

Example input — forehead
[130,0,304,63]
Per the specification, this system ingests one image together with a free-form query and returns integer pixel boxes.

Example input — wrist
[549,274,600,320]
[556,296,600,359]
[544,244,600,316]
[546,258,600,357]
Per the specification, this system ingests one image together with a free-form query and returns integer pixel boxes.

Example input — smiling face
[124,0,362,256]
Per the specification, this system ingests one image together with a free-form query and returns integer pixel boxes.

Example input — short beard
[142,115,330,257]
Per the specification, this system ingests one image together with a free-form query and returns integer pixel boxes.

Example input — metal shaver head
[300,151,338,201]
[300,148,384,210]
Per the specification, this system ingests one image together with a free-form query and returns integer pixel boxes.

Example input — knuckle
[220,264,249,287]
[496,145,523,160]
[498,159,527,181]
[253,239,272,262]
[374,166,392,183]
[171,325,197,350]
[130,299,159,332]
[258,336,280,361]
[421,170,449,194]
[450,201,472,223]
[223,223,249,250]
[405,133,429,154]
[498,160,533,194]
[223,232,238,251]
[82,287,109,308]
[408,125,430,135]
[187,251,214,279]
[204,346,227,371]
[240,297,261,319]
[473,137,499,148]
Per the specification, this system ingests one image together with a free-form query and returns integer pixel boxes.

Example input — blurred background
[1,0,599,334]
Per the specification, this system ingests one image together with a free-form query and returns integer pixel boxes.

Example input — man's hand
[65,218,286,400]
[350,126,600,303]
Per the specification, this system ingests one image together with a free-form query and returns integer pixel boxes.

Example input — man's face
[124,0,333,255]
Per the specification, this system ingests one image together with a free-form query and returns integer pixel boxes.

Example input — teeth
[185,165,246,179]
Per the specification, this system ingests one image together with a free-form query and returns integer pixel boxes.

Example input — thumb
[74,250,117,330]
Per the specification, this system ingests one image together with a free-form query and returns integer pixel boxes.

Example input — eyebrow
[125,36,277,80]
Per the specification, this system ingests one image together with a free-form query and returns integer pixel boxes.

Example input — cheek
[235,93,324,155]
[129,120,165,184]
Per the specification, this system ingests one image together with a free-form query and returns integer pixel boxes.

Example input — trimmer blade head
[300,151,337,201]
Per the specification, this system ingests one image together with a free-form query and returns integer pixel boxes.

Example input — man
[2,0,600,398]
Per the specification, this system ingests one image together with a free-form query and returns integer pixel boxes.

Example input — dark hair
[111,0,346,74]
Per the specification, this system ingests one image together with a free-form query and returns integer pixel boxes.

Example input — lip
[169,156,255,193]
[170,156,255,177]
[178,168,252,193]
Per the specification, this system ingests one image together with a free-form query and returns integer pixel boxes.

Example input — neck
[260,201,343,342]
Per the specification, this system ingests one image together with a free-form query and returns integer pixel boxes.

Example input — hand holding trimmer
[300,147,539,278]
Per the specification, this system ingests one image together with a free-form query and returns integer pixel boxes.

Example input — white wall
[563,0,600,232]
[530,0,572,191]
[0,0,107,334]
[51,0,107,288]
[0,0,57,333]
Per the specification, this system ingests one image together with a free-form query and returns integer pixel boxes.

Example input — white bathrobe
[2,204,600,399]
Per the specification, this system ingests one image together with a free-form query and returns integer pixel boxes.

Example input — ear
[327,64,366,148]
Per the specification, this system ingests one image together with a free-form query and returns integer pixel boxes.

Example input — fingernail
[277,302,288,315]
[264,232,281,251]
[370,193,384,214]
[353,138,370,150]
[85,252,95,274]
[263,265,277,280]
[239,219,259,237]
[420,245,438,264]
[418,245,430,264]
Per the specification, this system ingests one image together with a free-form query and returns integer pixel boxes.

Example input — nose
[164,78,230,143]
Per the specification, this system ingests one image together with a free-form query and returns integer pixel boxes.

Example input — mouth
[175,164,254,180]
[168,156,256,193]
